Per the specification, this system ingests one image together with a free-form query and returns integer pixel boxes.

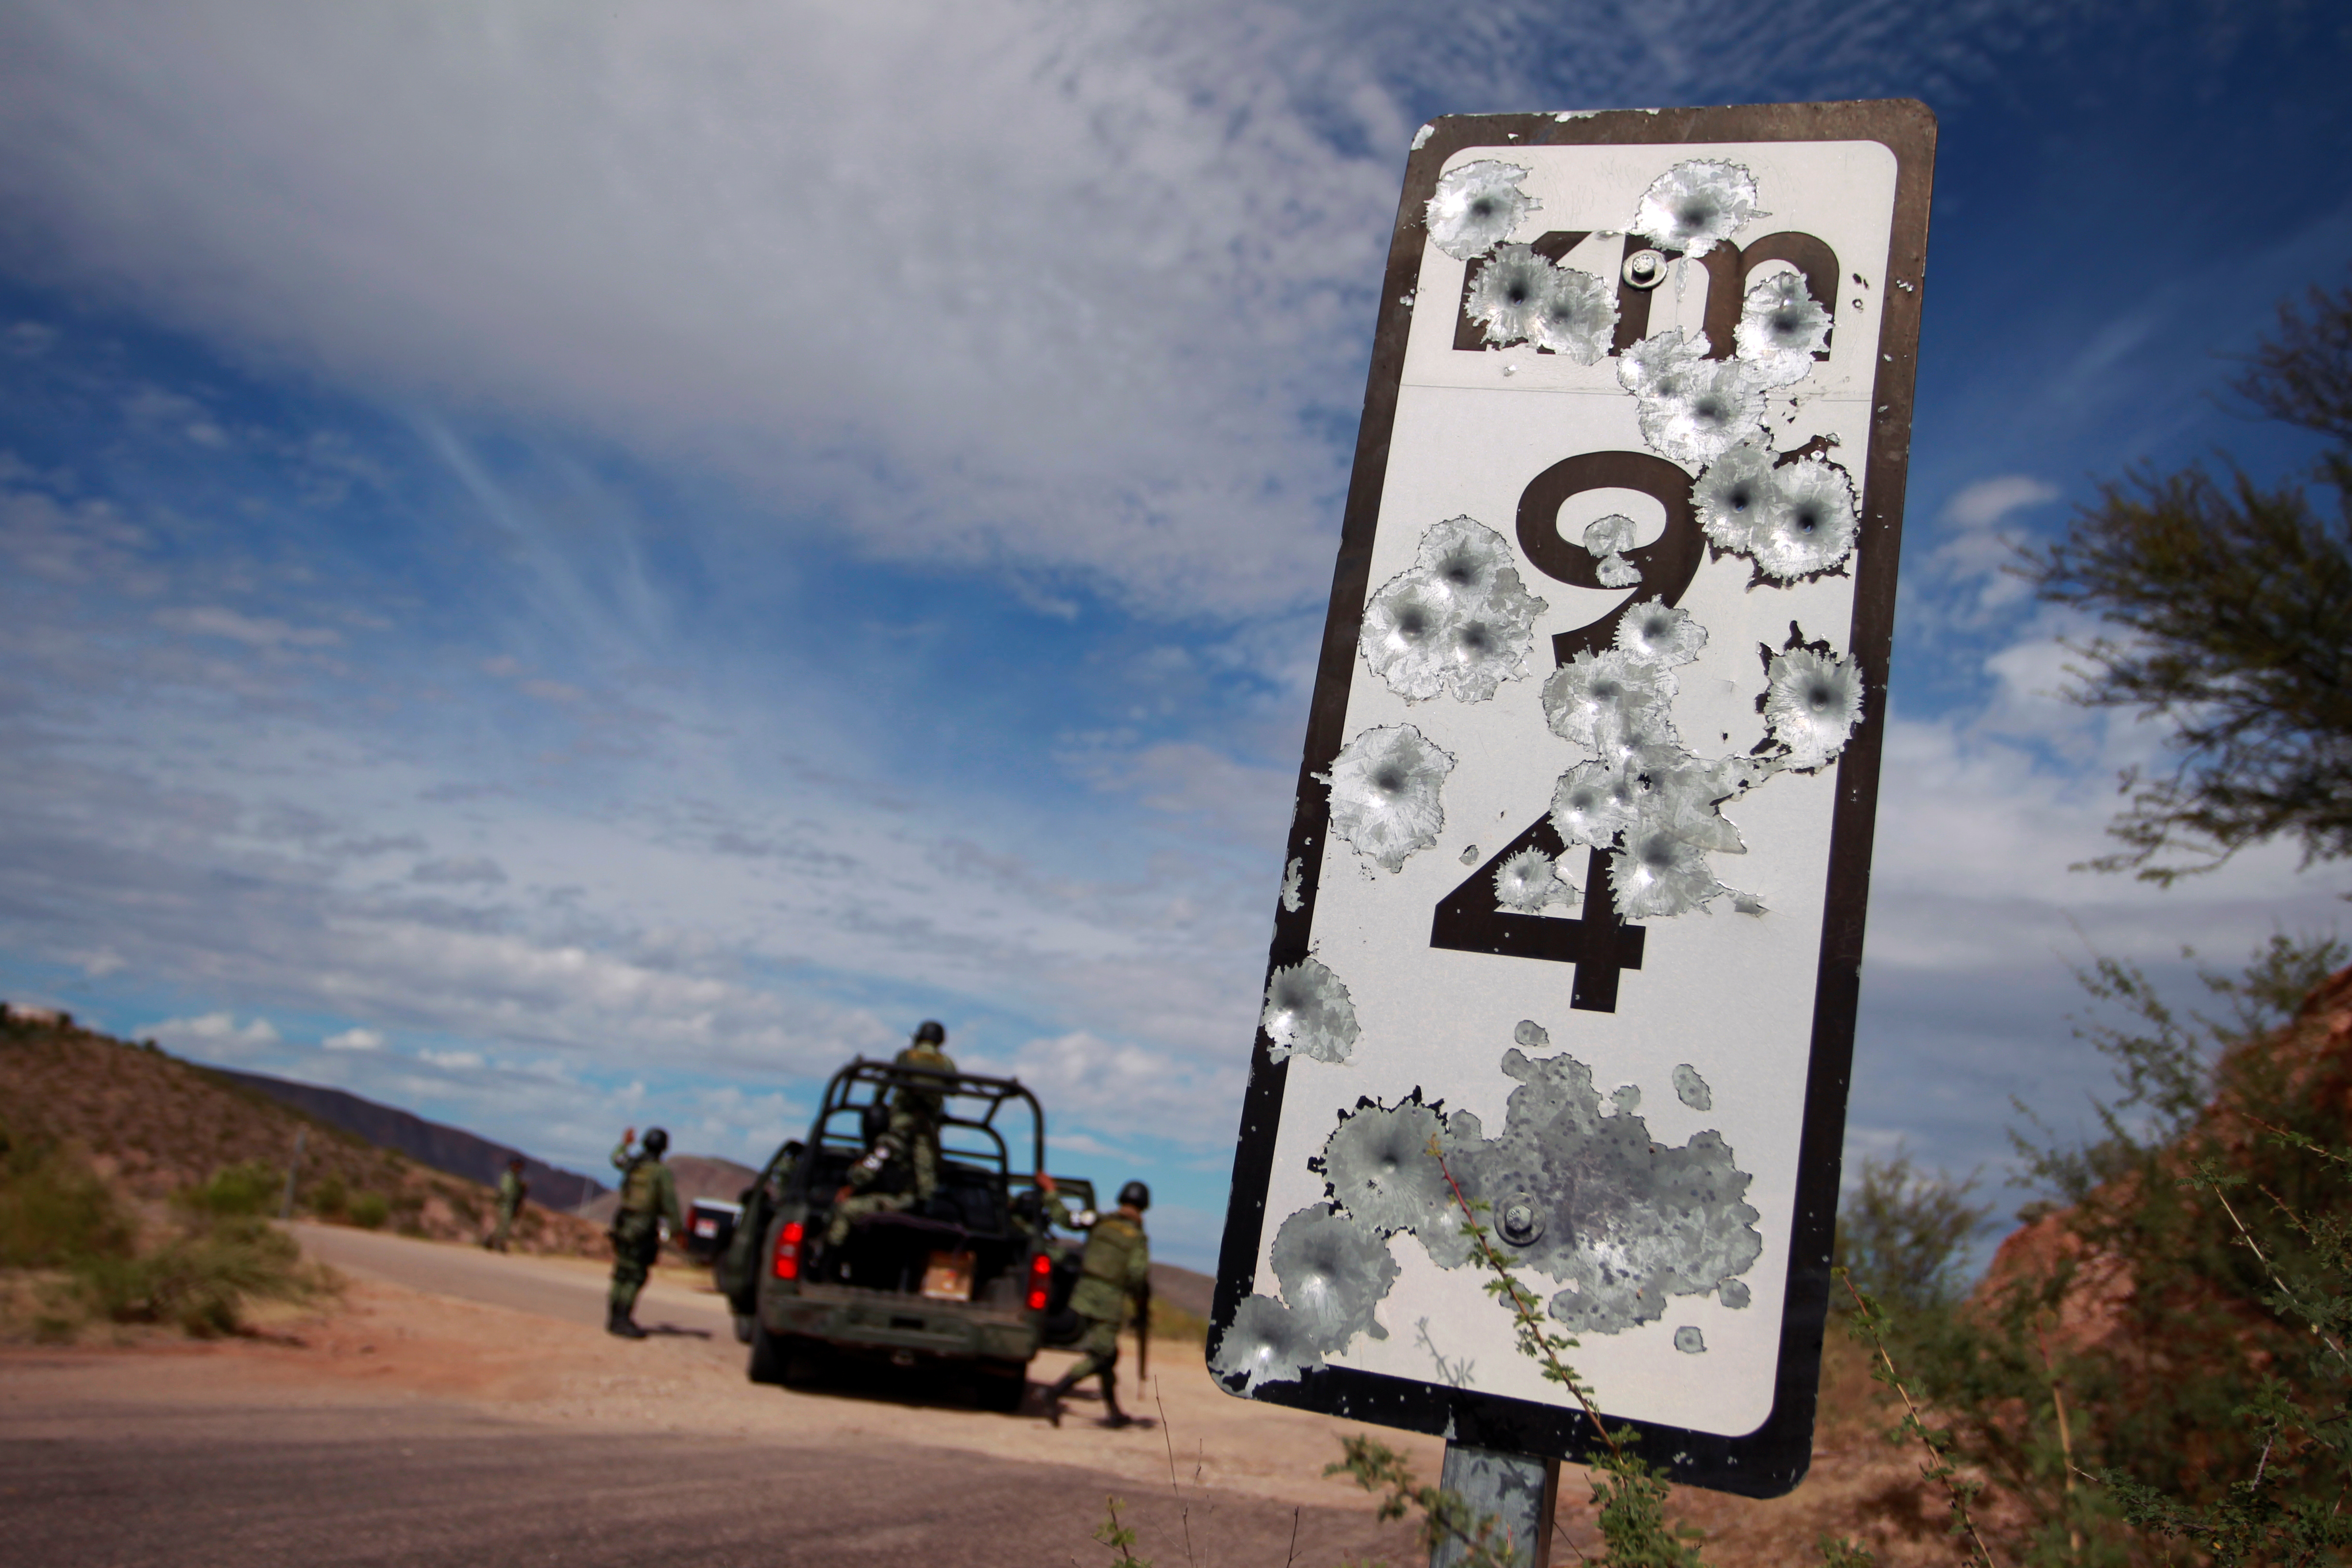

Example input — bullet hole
[1763,646,1864,771]
[1581,513,1642,588]
[1614,599,1707,667]
[1210,1292,1324,1391]
[1692,446,1859,581]
[1718,1278,1752,1310]
[1310,1044,1762,1338]
[1261,956,1360,1066]
[1361,518,1548,704]
[1630,160,1761,259]
[1612,1083,1642,1115]
[1672,1064,1712,1112]
[1734,271,1830,387]
[1617,329,1765,467]
[1320,723,1456,872]
[1674,1326,1708,1354]
[1551,759,1642,850]
[1465,244,1556,344]
[1541,649,1679,760]
[1494,846,1576,912]
[1322,1097,1474,1267]
[1459,844,1480,865]
[1280,857,1304,913]
[1425,160,1539,261]
[1272,1206,1398,1349]
[1612,824,1724,919]
[1514,1020,1551,1049]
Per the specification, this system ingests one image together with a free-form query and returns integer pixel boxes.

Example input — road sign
[1211,100,1936,1499]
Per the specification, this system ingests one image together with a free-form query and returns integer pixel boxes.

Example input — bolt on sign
[1211,100,1936,1498]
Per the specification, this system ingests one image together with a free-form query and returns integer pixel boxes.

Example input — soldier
[1043,1179,1151,1429]
[823,1022,957,1253]
[482,1155,528,1252]
[606,1126,682,1338]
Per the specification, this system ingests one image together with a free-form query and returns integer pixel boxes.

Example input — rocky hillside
[215,1066,606,1210]
[0,1008,609,1258]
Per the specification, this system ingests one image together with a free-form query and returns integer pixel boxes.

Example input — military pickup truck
[714,1057,1094,1410]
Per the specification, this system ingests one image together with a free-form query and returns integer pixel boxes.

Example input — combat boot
[1041,1367,1082,1427]
[607,1301,646,1339]
[1099,1374,1133,1430]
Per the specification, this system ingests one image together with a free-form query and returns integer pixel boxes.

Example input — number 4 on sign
[1431,818,1645,1013]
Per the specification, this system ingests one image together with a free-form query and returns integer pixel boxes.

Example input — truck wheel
[976,1359,1029,1414]
[747,1317,788,1385]
[732,1313,754,1345]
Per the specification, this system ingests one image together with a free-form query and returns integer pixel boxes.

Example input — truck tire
[747,1317,788,1385]
[732,1313,754,1345]
[976,1359,1029,1413]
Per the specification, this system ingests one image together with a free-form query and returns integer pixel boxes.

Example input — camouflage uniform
[485,1165,527,1251]
[607,1140,682,1332]
[1046,1210,1148,1426]
[824,1041,956,1247]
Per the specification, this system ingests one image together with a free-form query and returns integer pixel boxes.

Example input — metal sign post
[1210,101,1936,1523]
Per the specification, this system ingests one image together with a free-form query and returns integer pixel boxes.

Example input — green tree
[2021,276,2352,884]
[1832,1148,1993,1318]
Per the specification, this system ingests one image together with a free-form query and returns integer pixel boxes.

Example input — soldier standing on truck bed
[607,1126,682,1338]
[823,1021,956,1253]
[482,1155,528,1251]
[1042,1179,1151,1429]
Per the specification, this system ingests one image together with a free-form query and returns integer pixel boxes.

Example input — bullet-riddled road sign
[1211,100,1935,1498]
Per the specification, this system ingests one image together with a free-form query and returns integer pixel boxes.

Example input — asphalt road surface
[287,1221,735,1336]
[2,1390,1400,1567]
[3,1227,1416,1566]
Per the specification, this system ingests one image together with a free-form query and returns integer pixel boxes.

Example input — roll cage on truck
[714,1058,1096,1411]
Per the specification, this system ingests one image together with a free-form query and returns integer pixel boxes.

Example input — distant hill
[0,1008,608,1257]
[213,1067,605,1211]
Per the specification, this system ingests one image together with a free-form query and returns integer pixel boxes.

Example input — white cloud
[0,0,2086,619]
[419,1047,484,1069]
[322,1026,382,1051]
[1944,475,2061,533]
[409,856,507,886]
[1915,474,2064,623]
[155,605,342,649]
[146,1010,281,1054]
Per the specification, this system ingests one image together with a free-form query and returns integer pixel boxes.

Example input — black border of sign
[1209,99,1937,1501]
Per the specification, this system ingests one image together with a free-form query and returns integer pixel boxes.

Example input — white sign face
[1211,102,1935,1499]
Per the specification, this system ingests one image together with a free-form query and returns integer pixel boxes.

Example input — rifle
[1135,1276,1151,1381]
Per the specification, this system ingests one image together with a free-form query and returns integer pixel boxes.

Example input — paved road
[0,1387,1403,1568]
[0,1225,1417,1565]
[288,1222,735,1337]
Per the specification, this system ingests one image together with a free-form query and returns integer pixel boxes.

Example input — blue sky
[1,1,2346,1269]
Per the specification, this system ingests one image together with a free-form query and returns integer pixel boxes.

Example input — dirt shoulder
[2,1224,1949,1565]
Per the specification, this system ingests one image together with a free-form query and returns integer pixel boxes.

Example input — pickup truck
[714,1057,1093,1410]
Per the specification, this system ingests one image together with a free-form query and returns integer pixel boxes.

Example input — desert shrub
[75,1215,322,1337]
[1147,1295,1210,1345]
[1878,934,2352,1565]
[308,1172,347,1219]
[180,1159,282,1218]
[347,1191,389,1230]
[0,1134,136,1267]
[1831,1148,1992,1319]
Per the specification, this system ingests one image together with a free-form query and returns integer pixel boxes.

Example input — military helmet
[642,1127,669,1157]
[1117,1180,1151,1212]
[913,1019,947,1045]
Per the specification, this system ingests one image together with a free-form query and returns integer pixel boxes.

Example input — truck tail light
[1025,1250,1052,1311]
[773,1221,804,1281]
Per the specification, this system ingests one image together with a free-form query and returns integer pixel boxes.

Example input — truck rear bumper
[765,1283,1037,1363]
